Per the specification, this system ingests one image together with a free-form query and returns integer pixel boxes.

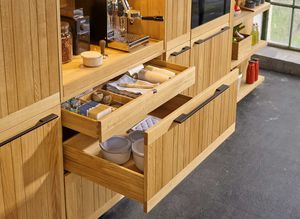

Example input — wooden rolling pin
[118,83,157,89]
[144,65,176,77]
[138,70,171,84]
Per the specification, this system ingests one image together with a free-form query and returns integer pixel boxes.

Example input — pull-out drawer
[62,60,195,142]
[63,70,238,213]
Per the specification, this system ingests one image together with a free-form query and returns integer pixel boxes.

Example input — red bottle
[252,58,260,81]
[246,61,256,84]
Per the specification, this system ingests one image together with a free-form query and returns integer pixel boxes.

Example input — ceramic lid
[100,136,131,154]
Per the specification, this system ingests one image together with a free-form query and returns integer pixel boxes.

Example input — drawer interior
[62,60,195,142]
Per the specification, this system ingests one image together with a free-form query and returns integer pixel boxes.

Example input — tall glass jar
[61,22,73,64]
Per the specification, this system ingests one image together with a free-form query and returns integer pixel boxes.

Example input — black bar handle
[174,85,229,124]
[194,26,230,45]
[0,114,59,147]
[141,16,164,22]
[170,46,191,57]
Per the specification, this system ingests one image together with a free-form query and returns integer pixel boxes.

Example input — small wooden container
[232,34,252,60]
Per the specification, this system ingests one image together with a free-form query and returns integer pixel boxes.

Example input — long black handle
[194,26,230,45]
[141,16,164,22]
[171,46,191,57]
[0,114,59,147]
[174,85,229,124]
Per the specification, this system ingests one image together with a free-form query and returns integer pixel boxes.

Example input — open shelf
[62,40,164,101]
[238,75,265,103]
[233,2,271,27]
[231,40,268,69]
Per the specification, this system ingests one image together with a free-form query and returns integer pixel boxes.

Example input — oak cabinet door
[190,27,231,97]
[166,0,192,50]
[0,114,65,219]
[0,0,60,119]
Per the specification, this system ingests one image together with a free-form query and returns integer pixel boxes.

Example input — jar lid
[100,136,131,154]
[61,21,70,31]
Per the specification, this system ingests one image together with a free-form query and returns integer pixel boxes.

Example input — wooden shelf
[231,40,268,69]
[62,40,164,101]
[233,2,271,27]
[237,75,265,102]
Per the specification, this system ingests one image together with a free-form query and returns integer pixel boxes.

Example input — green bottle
[251,24,257,46]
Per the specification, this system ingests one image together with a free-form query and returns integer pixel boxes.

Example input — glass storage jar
[61,21,73,64]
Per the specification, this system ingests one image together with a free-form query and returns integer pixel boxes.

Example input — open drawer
[63,69,238,212]
[62,60,195,142]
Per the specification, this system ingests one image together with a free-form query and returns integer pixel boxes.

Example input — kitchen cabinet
[63,69,238,213]
[0,0,61,119]
[189,26,232,97]
[64,173,123,219]
[0,112,65,219]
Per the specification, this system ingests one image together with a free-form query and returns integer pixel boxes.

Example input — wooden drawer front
[0,112,65,219]
[165,0,192,50]
[189,26,231,97]
[165,42,191,96]
[144,71,238,211]
[62,60,195,142]
[63,70,237,213]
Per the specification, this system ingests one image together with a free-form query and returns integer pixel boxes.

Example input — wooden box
[232,34,252,60]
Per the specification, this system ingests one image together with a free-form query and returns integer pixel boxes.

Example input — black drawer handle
[174,85,229,124]
[194,26,230,45]
[170,46,191,57]
[0,114,59,147]
[142,16,164,22]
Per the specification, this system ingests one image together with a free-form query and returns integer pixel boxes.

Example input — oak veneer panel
[0,116,65,219]
[189,28,231,97]
[165,42,191,96]
[0,0,60,119]
[64,173,123,219]
[166,0,192,49]
[145,82,238,208]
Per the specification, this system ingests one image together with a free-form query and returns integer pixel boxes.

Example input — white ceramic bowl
[100,136,131,165]
[132,138,144,172]
[128,130,144,143]
[81,51,103,67]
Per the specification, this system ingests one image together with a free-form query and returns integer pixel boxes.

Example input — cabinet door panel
[0,0,60,119]
[190,28,231,97]
[0,115,65,219]
[166,0,191,49]
[166,43,191,96]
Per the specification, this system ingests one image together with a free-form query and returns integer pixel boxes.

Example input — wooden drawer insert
[63,70,238,213]
[62,60,195,142]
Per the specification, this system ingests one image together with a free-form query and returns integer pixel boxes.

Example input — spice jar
[61,22,73,64]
